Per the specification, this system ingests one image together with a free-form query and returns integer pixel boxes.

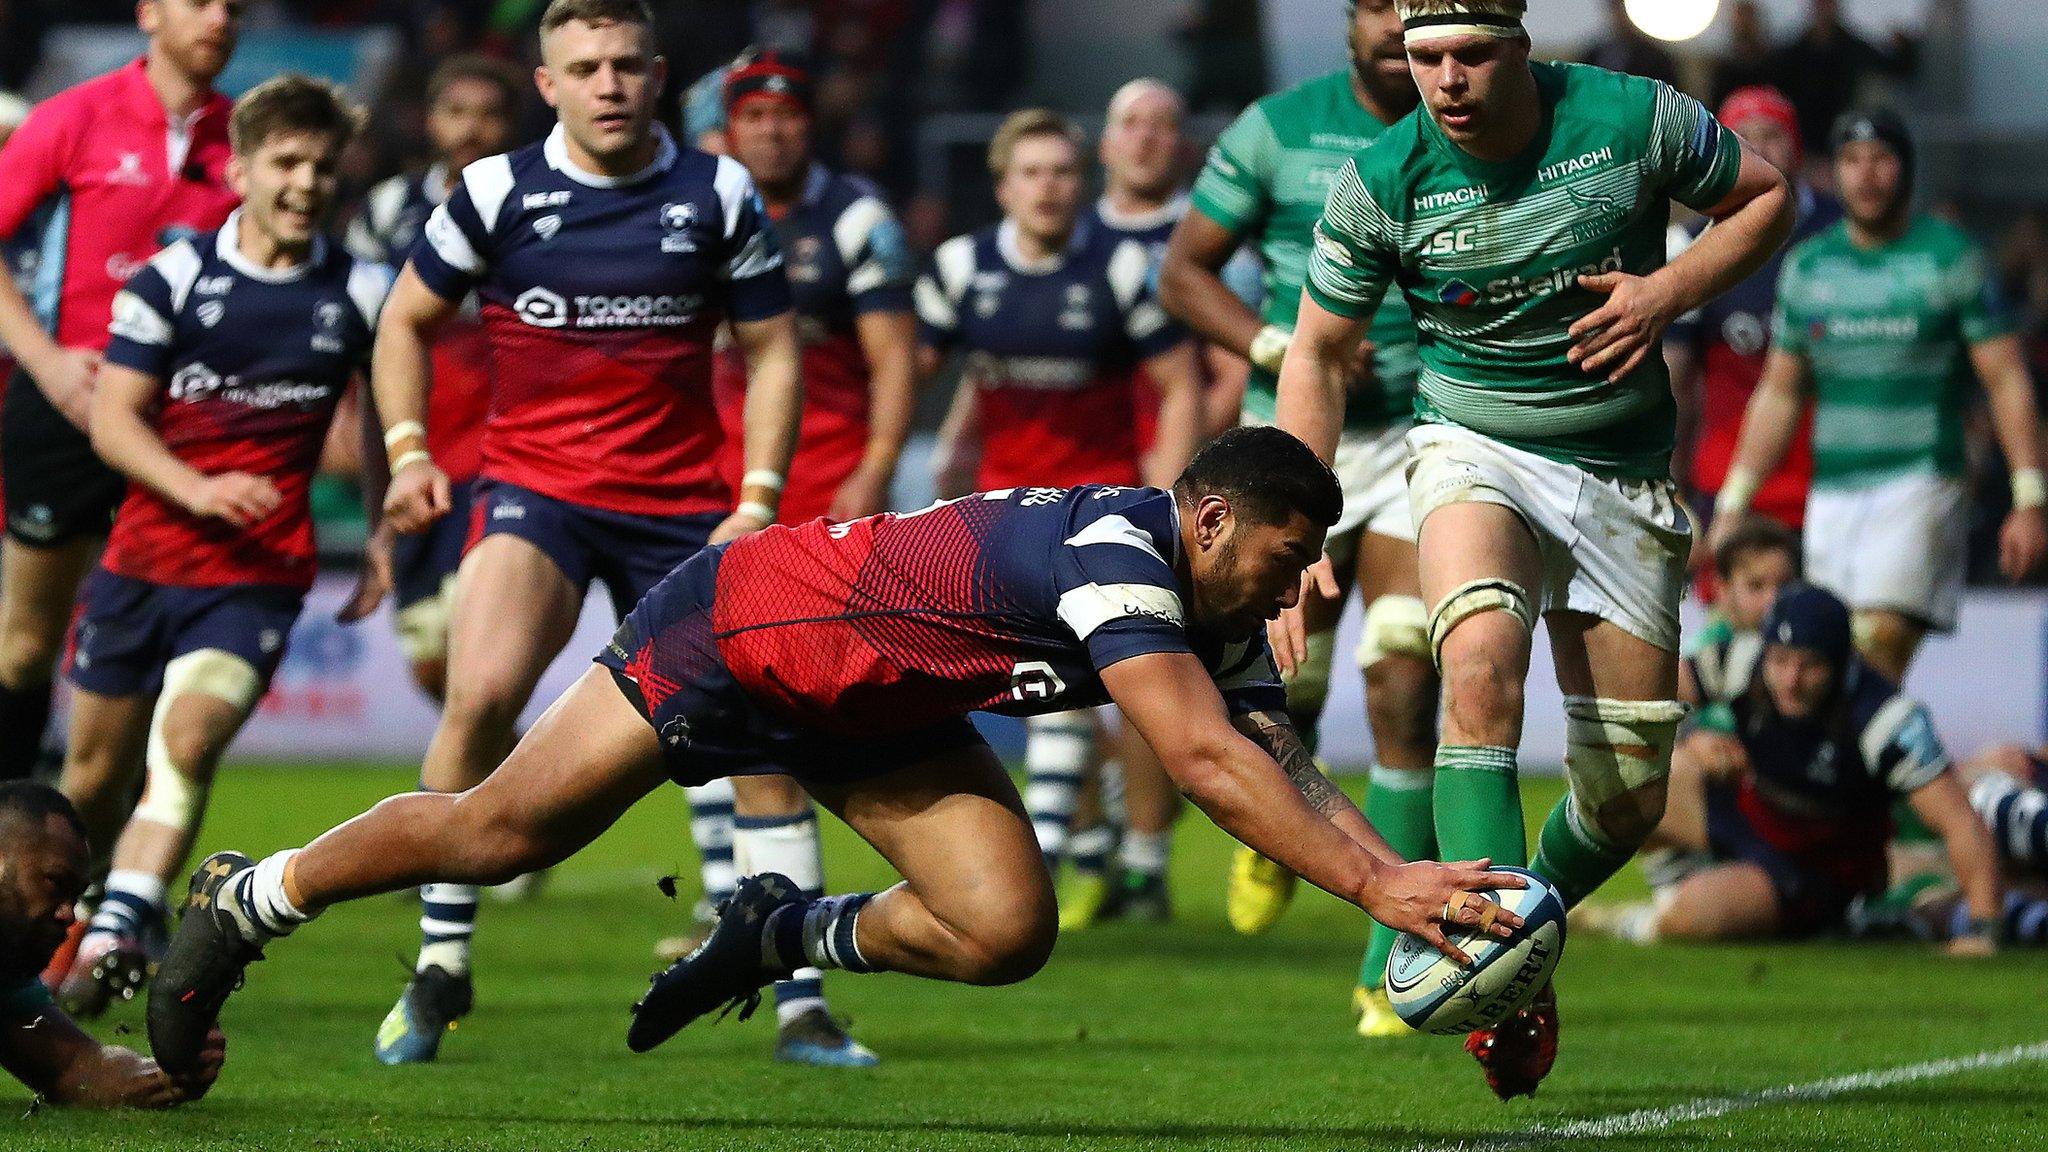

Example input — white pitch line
[1417,1040,2048,1152]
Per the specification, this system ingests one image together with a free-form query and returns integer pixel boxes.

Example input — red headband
[723,53,812,115]
[1718,86,1802,167]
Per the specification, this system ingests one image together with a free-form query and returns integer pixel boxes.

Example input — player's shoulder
[452,148,528,231]
[1782,218,1850,272]
[334,246,396,326]
[1345,110,1430,188]
[1908,214,1985,262]
[1262,68,1352,126]
[1059,485,1178,552]
[138,234,210,298]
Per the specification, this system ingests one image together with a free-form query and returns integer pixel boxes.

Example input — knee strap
[1357,593,1429,670]
[1562,695,1690,816]
[133,649,261,829]
[1427,578,1534,670]
[395,576,456,665]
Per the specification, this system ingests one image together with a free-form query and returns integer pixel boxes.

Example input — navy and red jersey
[1670,185,1842,526]
[101,216,390,589]
[915,219,1185,490]
[0,57,237,351]
[677,484,1282,738]
[1727,658,1947,866]
[345,163,487,482]
[411,124,790,516]
[712,164,914,523]
[1090,193,1189,454]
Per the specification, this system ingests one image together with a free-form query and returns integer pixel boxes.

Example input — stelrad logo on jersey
[1437,246,1626,307]
[511,285,706,329]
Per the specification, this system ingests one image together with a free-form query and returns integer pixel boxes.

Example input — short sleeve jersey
[703,485,1286,737]
[1190,69,1419,429]
[1771,215,2014,489]
[343,164,488,482]
[102,218,390,588]
[915,221,1185,490]
[0,58,237,350]
[411,124,790,516]
[1307,62,1743,479]
[712,164,914,522]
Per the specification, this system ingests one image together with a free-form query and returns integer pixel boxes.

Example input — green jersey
[1307,62,1743,479]
[1772,216,2015,489]
[1189,69,1418,428]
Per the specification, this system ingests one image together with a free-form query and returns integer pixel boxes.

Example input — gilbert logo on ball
[1385,866,1565,1035]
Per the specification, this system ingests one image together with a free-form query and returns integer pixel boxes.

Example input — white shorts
[1804,472,1968,632]
[1406,424,1692,652]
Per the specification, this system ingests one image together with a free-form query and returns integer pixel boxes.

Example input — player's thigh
[445,533,584,707]
[806,742,1055,942]
[0,535,98,655]
[731,772,811,817]
[1655,863,1784,940]
[1546,612,1677,701]
[453,666,671,863]
[1355,529,1422,604]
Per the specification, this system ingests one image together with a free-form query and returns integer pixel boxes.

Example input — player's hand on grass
[186,471,282,527]
[163,1027,227,1104]
[1268,554,1340,676]
[338,524,394,623]
[32,345,103,432]
[383,458,451,535]
[1365,857,1525,966]
[828,464,893,523]
[1998,506,2047,583]
[710,507,772,545]
[1569,271,1681,384]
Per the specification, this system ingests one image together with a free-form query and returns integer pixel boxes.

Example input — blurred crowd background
[1,0,2044,583]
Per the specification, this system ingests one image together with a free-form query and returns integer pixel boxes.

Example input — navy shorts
[469,479,722,614]
[1705,782,1883,936]
[67,569,303,698]
[594,545,987,787]
[392,478,476,610]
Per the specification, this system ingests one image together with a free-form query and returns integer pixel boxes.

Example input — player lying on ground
[0,783,222,1107]
[1276,0,1794,1097]
[1577,584,2003,953]
[145,427,1523,1077]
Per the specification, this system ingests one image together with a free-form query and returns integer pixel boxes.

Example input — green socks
[1531,795,1636,908]
[1358,763,1437,989]
[1431,744,1526,867]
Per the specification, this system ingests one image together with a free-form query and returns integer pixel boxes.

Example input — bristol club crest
[660,202,701,253]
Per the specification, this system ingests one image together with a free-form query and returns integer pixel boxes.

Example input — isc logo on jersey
[512,286,705,329]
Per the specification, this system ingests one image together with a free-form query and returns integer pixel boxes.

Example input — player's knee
[440,676,527,738]
[1563,696,1688,849]
[135,650,260,830]
[1440,648,1523,740]
[0,622,62,684]
[452,793,553,884]
[955,914,1056,986]
[1428,578,1532,672]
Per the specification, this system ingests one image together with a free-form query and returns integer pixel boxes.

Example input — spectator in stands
[1762,0,1918,153]
[1579,0,1680,89]
[1709,1,1776,109]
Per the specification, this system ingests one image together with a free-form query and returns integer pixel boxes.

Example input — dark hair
[539,0,654,34]
[1712,514,1800,579]
[0,781,86,842]
[1173,426,1343,529]
[426,53,524,112]
[229,74,362,156]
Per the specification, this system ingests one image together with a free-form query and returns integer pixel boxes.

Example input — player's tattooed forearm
[1237,710,1349,820]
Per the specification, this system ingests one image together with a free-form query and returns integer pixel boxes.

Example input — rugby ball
[1384,866,1565,1036]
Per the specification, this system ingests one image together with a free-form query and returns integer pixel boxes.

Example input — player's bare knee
[1590,779,1668,848]
[955,915,1055,986]
[440,677,526,740]
[0,624,61,686]
[1440,649,1523,744]
[449,791,551,883]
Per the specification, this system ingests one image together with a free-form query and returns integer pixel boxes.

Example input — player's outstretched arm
[837,309,920,520]
[1103,650,1520,960]
[90,364,280,527]
[1138,339,1204,489]
[1157,210,1263,364]
[1907,770,2006,956]
[721,311,803,542]
[1709,348,1811,551]
[372,265,459,534]
[1968,334,2048,581]
[1230,706,1400,865]
[0,1003,223,1108]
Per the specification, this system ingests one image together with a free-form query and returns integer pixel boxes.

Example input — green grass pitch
[14,765,2048,1150]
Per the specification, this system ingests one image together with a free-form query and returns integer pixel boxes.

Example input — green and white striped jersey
[1306,62,1743,479]
[1772,215,2014,488]
[1189,69,1418,429]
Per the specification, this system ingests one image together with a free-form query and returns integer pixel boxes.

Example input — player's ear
[1193,494,1231,551]
[136,0,161,37]
[533,64,556,110]
[225,153,247,200]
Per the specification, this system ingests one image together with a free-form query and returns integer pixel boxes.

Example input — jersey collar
[423,161,453,206]
[1094,191,1188,234]
[542,122,679,188]
[215,209,325,283]
[996,217,1091,275]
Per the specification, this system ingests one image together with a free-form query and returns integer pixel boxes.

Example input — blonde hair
[1395,0,1528,19]
[988,108,1084,177]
